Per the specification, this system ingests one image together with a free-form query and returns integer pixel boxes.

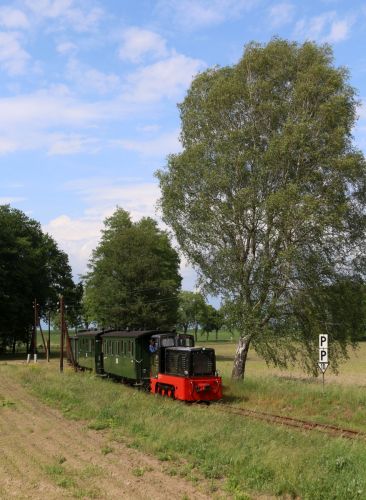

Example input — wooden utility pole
[65,322,77,370]
[60,295,65,373]
[33,298,38,363]
[48,309,51,360]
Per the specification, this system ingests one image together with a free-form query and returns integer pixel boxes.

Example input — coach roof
[101,330,166,339]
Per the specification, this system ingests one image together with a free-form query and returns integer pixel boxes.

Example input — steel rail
[216,404,366,440]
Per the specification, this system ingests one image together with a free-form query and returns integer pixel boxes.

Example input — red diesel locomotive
[149,333,222,402]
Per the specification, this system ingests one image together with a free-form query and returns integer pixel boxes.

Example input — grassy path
[0,367,211,500]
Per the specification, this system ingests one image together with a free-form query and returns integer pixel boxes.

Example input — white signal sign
[318,334,329,380]
[319,334,328,362]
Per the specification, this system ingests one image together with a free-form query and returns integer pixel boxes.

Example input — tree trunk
[194,323,198,342]
[184,324,188,333]
[231,336,251,380]
[12,337,16,355]
[215,329,218,341]
[206,330,209,341]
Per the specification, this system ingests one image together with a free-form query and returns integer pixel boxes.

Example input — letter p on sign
[319,334,328,363]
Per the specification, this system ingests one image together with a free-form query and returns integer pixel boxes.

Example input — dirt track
[0,368,211,499]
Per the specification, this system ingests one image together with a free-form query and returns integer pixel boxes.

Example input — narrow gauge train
[71,329,222,402]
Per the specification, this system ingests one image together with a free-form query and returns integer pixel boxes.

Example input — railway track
[216,404,366,440]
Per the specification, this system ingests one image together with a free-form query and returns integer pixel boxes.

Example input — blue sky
[1,0,366,291]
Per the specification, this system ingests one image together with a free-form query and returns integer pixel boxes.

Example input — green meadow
[1,336,366,499]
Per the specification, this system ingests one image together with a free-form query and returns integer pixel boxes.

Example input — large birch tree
[156,39,366,379]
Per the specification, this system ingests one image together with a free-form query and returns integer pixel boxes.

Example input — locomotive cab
[151,333,176,349]
[150,333,177,378]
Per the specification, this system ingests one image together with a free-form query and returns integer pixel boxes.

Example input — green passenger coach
[76,330,104,374]
[101,330,167,385]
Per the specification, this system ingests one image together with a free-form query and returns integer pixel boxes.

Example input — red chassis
[150,373,222,402]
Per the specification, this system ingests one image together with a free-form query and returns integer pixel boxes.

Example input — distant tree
[157,39,366,379]
[84,208,181,329]
[177,290,205,339]
[199,305,224,341]
[0,205,77,353]
[213,307,224,341]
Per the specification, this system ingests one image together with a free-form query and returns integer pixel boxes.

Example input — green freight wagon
[76,330,104,374]
[101,330,177,385]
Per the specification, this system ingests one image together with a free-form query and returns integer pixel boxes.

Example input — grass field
[2,361,366,499]
[1,335,366,499]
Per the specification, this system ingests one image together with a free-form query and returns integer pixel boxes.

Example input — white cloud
[71,180,160,216]
[124,53,204,103]
[0,138,18,154]
[66,59,120,95]
[156,0,257,30]
[114,130,181,157]
[24,0,104,32]
[0,86,107,131]
[0,6,29,29]
[0,196,25,204]
[24,0,73,18]
[322,19,352,43]
[56,41,77,54]
[44,213,103,275]
[0,86,117,154]
[137,124,161,133]
[47,134,100,155]
[0,31,30,75]
[119,27,168,64]
[44,179,162,275]
[46,213,102,242]
[268,3,294,28]
[294,11,353,43]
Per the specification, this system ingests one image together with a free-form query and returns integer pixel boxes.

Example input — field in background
[5,328,365,389]
[198,337,366,386]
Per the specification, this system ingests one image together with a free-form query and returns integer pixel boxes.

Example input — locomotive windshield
[176,335,194,347]
[161,337,175,347]
[191,349,215,376]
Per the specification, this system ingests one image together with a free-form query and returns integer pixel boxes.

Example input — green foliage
[199,304,224,340]
[83,208,181,329]
[0,205,78,351]
[156,38,366,378]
